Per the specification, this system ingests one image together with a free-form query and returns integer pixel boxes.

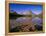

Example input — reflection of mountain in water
[10,17,32,28]
[10,17,43,32]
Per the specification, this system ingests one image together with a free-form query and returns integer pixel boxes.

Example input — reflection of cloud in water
[10,17,42,29]
[32,17,42,26]
[10,17,32,29]
[15,17,32,25]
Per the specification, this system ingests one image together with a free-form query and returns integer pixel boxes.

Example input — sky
[9,3,43,15]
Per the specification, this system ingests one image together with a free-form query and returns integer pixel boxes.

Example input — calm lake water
[10,17,42,29]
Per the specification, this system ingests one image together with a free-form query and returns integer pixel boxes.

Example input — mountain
[19,11,32,15]
[9,11,24,19]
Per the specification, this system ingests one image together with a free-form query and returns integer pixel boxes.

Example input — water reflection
[10,17,32,29]
[32,17,43,31]
[32,17,42,26]
[10,17,43,32]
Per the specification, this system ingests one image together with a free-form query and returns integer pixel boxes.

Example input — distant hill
[9,10,32,19]
[9,11,24,19]
[9,10,42,19]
